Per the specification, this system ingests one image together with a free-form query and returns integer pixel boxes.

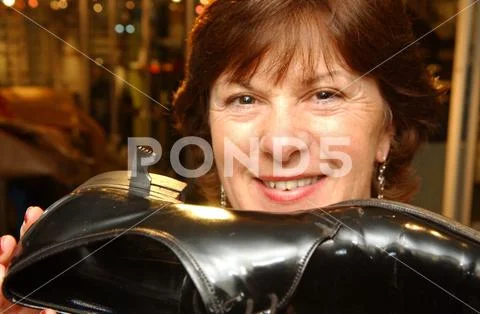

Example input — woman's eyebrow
[221,70,356,93]
[300,70,354,86]
[226,80,264,94]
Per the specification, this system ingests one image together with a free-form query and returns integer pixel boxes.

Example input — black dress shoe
[3,171,480,314]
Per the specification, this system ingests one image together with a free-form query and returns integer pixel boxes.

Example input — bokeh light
[114,24,125,34]
[125,24,135,34]
[95,58,104,66]
[27,0,38,8]
[125,0,135,10]
[2,0,15,7]
[49,0,59,10]
[195,4,204,15]
[93,3,102,13]
[149,61,161,75]
[58,0,67,9]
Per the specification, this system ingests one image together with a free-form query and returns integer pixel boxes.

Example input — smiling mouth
[261,176,323,191]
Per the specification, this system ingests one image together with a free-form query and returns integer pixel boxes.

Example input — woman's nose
[259,109,311,163]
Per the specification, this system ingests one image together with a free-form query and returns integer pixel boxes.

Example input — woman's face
[209,56,392,213]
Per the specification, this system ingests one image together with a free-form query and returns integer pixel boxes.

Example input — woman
[0,0,441,312]
[173,0,440,209]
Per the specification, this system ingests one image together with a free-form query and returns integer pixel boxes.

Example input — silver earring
[220,185,227,207]
[377,162,387,199]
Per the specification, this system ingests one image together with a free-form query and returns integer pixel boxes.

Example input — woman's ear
[376,122,394,163]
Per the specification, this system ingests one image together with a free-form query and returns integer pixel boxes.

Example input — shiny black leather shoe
[3,170,480,314]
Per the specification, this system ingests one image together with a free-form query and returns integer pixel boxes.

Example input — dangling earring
[220,185,227,207]
[377,162,387,199]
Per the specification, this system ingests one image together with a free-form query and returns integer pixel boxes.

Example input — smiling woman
[173,0,443,211]
[209,62,391,212]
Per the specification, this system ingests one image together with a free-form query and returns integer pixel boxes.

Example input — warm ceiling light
[93,3,102,13]
[50,0,59,10]
[27,0,38,8]
[2,0,16,7]
[125,0,135,10]
[58,0,67,9]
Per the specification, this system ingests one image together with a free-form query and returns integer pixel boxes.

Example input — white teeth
[286,180,297,190]
[276,181,286,190]
[263,176,320,191]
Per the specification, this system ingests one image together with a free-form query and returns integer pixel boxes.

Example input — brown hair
[173,0,442,204]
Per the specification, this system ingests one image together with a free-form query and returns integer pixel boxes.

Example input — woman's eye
[226,95,257,107]
[315,90,337,101]
[237,95,256,105]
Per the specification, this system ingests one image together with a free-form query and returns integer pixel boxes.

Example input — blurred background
[0,0,478,236]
